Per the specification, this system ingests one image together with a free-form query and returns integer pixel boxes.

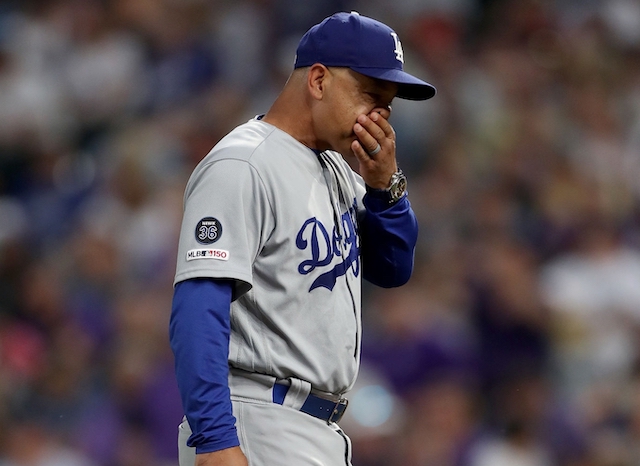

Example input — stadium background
[1,0,640,464]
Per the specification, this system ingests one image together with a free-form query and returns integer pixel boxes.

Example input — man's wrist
[365,169,407,204]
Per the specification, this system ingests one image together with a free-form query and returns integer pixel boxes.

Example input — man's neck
[262,89,320,151]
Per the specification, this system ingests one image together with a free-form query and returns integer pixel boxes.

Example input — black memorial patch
[195,217,223,244]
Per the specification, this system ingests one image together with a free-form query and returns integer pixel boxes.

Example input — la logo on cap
[390,32,404,63]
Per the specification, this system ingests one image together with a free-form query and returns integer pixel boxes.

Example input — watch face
[390,173,407,201]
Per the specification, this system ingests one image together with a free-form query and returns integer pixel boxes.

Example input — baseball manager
[170,11,436,466]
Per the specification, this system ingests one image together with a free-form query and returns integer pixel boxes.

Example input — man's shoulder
[187,118,307,190]
[197,118,312,173]
[208,118,276,163]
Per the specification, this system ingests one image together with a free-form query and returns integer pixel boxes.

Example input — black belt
[272,383,348,424]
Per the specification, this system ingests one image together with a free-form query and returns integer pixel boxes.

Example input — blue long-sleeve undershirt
[169,278,239,454]
[170,193,418,452]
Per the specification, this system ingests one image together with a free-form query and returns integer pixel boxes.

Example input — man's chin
[339,151,360,172]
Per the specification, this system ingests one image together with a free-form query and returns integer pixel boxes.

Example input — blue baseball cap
[294,12,436,101]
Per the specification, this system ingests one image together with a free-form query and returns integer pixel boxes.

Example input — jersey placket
[318,152,361,361]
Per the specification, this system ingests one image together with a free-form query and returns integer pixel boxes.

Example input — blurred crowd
[1,0,640,465]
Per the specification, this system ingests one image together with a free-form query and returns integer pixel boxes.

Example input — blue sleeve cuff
[363,190,408,213]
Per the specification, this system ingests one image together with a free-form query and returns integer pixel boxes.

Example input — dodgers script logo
[296,201,360,291]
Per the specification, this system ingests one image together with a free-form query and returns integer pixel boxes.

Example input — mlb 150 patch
[195,217,222,244]
[186,249,229,261]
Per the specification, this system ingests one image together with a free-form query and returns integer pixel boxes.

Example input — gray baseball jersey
[174,117,366,395]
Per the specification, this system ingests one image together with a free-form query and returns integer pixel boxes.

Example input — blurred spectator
[398,376,480,466]
[539,215,640,463]
[0,421,97,466]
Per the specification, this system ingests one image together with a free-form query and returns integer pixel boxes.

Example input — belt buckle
[327,398,348,424]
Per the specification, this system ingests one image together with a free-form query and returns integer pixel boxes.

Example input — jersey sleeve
[174,157,273,300]
[359,193,419,287]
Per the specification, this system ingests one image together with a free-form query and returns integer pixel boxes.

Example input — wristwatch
[366,170,407,204]
[387,170,407,203]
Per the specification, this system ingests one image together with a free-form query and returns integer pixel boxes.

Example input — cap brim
[350,67,436,101]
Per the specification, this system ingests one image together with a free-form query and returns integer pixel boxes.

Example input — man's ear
[307,64,329,101]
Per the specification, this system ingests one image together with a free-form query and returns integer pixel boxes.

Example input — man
[170,11,436,466]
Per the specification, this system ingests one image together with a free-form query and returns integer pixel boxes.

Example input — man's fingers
[354,122,382,156]
[370,111,395,139]
[351,139,371,163]
[354,113,395,155]
[351,139,398,189]
[368,143,381,156]
[356,114,386,142]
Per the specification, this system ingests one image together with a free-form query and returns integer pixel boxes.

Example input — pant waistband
[229,368,348,424]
